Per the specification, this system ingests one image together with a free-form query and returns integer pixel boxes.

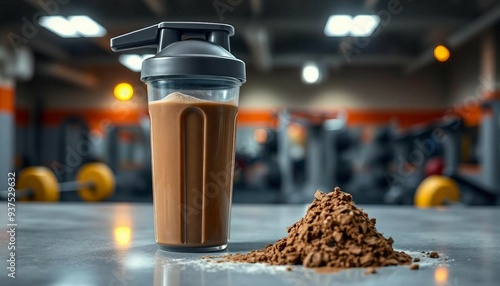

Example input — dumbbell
[1,163,115,202]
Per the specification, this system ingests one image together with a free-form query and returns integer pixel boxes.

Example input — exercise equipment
[327,127,356,185]
[384,122,439,205]
[436,116,497,204]
[1,163,115,202]
[365,126,395,188]
[76,163,115,201]
[17,167,59,202]
[478,99,500,191]
[424,157,445,177]
[277,108,349,203]
[414,175,460,207]
[59,116,91,181]
[414,111,499,206]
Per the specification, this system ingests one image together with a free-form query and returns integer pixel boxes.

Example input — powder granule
[222,187,412,268]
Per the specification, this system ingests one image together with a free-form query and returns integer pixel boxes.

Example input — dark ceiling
[1,0,500,86]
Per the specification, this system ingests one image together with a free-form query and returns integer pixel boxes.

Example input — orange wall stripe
[237,108,445,128]
[454,104,482,127]
[0,86,15,114]
[31,107,448,130]
[238,110,276,126]
[18,105,496,130]
[345,109,445,128]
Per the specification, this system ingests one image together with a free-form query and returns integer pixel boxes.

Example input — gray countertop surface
[0,203,499,286]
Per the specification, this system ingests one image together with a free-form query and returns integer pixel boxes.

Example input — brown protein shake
[111,22,246,251]
[149,92,238,250]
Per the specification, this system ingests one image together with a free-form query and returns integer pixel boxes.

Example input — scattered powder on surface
[409,263,420,270]
[199,250,445,274]
[158,257,291,275]
[216,187,413,269]
[429,251,440,258]
[363,267,377,275]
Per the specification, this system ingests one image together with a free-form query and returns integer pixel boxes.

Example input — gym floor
[1,204,499,285]
[1,1,500,285]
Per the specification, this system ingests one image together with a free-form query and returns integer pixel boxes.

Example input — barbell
[1,163,115,202]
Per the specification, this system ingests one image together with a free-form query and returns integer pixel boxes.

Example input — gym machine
[277,108,355,203]
[59,116,92,182]
[384,122,443,205]
[351,125,396,204]
[415,99,500,207]
[106,125,153,201]
[323,115,357,190]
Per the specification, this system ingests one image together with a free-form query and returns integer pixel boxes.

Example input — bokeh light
[302,62,320,84]
[434,266,449,285]
[434,45,450,62]
[254,128,268,144]
[114,83,134,101]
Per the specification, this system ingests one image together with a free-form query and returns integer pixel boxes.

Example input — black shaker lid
[110,22,246,83]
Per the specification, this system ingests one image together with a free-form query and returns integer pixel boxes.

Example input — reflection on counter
[114,226,132,247]
[434,266,449,286]
[112,205,133,249]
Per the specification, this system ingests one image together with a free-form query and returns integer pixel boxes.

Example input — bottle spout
[110,22,234,53]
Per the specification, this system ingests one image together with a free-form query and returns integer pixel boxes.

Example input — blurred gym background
[1,0,499,205]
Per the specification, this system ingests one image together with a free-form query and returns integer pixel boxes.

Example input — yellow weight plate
[77,163,115,202]
[17,167,60,202]
[415,175,460,208]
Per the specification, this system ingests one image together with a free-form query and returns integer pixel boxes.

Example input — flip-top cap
[110,22,246,83]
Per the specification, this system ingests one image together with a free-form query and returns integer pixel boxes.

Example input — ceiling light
[118,54,154,72]
[39,16,79,38]
[38,15,106,38]
[68,16,106,37]
[324,15,380,37]
[351,15,380,37]
[302,62,321,84]
[434,45,450,62]
[324,15,352,37]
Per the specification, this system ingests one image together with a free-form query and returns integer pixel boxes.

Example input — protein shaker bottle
[111,22,246,251]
